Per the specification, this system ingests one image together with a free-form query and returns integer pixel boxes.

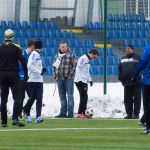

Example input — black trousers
[23,82,43,118]
[143,85,150,129]
[124,85,141,116]
[75,81,88,114]
[0,71,21,124]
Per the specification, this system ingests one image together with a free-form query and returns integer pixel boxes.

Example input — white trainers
[36,117,44,123]
[26,116,32,123]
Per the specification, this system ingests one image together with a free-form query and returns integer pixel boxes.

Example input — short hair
[127,45,134,50]
[27,40,35,47]
[89,49,99,56]
[59,42,67,46]
[34,39,43,49]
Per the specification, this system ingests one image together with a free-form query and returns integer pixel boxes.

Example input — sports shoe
[26,116,32,123]
[124,114,132,119]
[141,129,150,135]
[55,115,66,118]
[77,114,88,119]
[12,119,25,127]
[2,124,7,127]
[36,117,44,123]
[131,115,139,119]
[139,121,147,128]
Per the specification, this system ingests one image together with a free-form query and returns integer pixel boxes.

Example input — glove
[24,75,29,82]
[41,67,47,75]
[90,81,93,86]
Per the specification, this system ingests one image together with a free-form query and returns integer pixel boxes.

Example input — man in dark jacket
[118,45,141,119]
[0,29,28,127]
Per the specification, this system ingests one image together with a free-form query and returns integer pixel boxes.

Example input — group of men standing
[0,29,99,127]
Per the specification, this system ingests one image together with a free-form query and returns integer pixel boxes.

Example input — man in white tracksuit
[23,39,46,123]
[74,49,99,118]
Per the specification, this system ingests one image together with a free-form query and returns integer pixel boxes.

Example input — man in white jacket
[74,49,99,118]
[23,39,46,123]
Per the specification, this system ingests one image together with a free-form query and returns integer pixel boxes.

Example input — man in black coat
[118,45,141,119]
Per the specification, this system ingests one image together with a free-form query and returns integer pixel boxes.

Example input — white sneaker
[35,117,44,123]
[26,116,32,123]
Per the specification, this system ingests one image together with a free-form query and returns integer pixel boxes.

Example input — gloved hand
[41,67,47,75]
[90,81,93,86]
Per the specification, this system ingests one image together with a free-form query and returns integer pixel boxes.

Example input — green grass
[0,119,149,150]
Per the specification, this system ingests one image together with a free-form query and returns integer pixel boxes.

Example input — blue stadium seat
[127,14,133,22]
[139,14,145,22]
[98,48,104,56]
[0,29,4,38]
[107,22,113,30]
[68,40,75,48]
[113,31,119,38]
[107,57,114,66]
[37,21,44,28]
[146,31,150,38]
[139,39,145,47]
[51,20,57,29]
[107,48,113,56]
[127,22,133,30]
[14,30,20,38]
[107,14,113,22]
[114,22,120,30]
[91,59,99,66]
[90,67,97,75]
[97,67,103,75]
[47,67,53,75]
[124,39,132,46]
[18,39,26,47]
[63,31,70,38]
[20,29,27,38]
[107,31,113,38]
[51,47,58,56]
[44,48,51,56]
[49,30,55,38]
[69,31,76,38]
[49,57,54,65]
[112,66,118,75]
[133,14,139,22]
[145,39,150,46]
[113,56,119,65]
[89,40,94,48]
[44,21,50,28]
[133,22,140,30]
[132,39,139,47]
[15,21,22,29]
[140,23,146,30]
[99,57,104,65]
[88,22,94,30]
[75,40,81,48]
[34,29,42,38]
[55,30,62,38]
[126,31,133,38]
[22,21,28,28]
[114,14,120,22]
[42,29,49,38]
[53,39,59,47]
[27,29,34,38]
[146,22,150,30]
[106,67,112,75]
[120,14,126,22]
[30,21,37,28]
[133,31,139,38]
[95,22,101,29]
[42,57,50,66]
[82,40,88,48]
[120,22,127,30]
[8,21,15,29]
[1,21,7,29]
[139,31,146,38]
[119,31,126,38]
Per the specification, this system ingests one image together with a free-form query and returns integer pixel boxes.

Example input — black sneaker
[139,121,147,128]
[131,115,139,119]
[67,115,74,118]
[12,120,25,127]
[55,115,66,118]
[141,129,150,135]
[124,114,132,119]
[2,124,7,127]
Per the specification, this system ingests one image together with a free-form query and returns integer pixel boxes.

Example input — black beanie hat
[34,39,43,49]
[127,45,134,50]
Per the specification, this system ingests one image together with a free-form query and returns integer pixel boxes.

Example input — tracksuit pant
[124,84,141,116]
[143,84,150,129]
[0,71,21,124]
[23,82,43,118]
[75,81,88,115]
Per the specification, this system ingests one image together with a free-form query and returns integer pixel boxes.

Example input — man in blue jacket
[133,44,150,134]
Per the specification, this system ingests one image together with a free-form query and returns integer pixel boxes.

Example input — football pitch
[0,119,149,150]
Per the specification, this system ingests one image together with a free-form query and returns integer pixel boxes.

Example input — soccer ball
[85,109,94,118]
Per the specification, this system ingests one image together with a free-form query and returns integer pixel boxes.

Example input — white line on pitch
[0,127,143,132]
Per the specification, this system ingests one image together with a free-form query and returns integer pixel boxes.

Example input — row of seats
[40,48,113,57]
[90,66,118,76]
[41,56,119,67]
[108,14,145,22]
[0,21,58,29]
[124,39,150,47]
[107,30,150,39]
[16,39,95,48]
[88,22,150,30]
[41,66,118,76]
[0,29,76,38]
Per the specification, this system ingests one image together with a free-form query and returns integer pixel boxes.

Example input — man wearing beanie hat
[0,29,28,127]
[118,45,141,119]
[23,39,46,123]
